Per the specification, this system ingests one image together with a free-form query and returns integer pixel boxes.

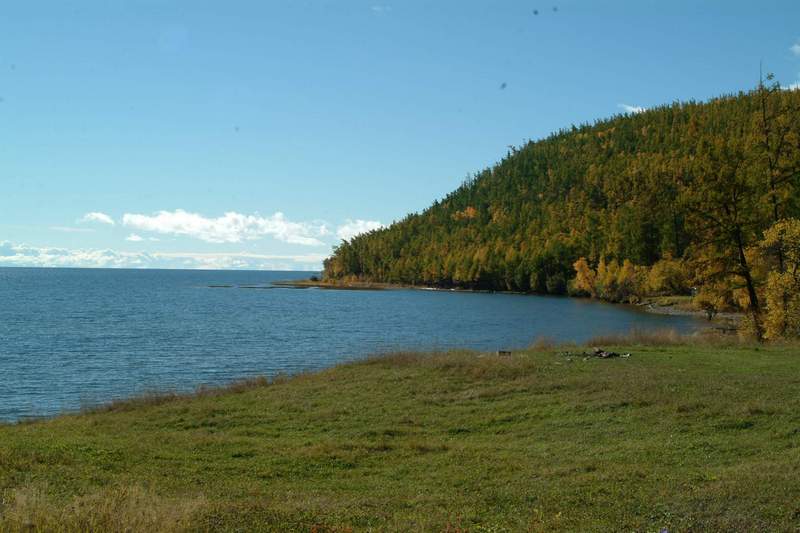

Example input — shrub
[572,257,645,303]
[646,257,691,295]
[573,257,596,297]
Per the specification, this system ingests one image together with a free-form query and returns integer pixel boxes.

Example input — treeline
[324,81,800,339]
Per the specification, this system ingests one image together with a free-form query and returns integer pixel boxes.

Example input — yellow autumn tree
[595,258,608,297]
[760,219,800,339]
[573,257,596,297]
[615,259,642,303]
[573,257,645,302]
[646,256,690,295]
[603,260,620,299]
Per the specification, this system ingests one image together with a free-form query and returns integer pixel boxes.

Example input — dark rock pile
[557,347,631,360]
[589,347,631,358]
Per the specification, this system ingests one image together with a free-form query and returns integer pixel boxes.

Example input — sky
[2,0,800,270]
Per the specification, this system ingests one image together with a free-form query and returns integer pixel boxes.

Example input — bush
[573,257,596,297]
[646,257,691,295]
[572,257,645,303]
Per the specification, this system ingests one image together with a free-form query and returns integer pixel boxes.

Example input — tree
[573,257,596,297]
[680,131,766,339]
[755,74,800,273]
[760,218,800,338]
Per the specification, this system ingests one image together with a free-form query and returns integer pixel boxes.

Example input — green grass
[2,341,800,531]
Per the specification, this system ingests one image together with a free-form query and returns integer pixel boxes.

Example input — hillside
[323,86,800,305]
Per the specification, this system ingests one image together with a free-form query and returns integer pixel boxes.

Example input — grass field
[2,337,800,532]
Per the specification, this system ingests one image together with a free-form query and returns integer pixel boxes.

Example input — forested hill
[323,86,800,302]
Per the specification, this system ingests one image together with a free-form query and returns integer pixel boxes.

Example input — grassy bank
[2,339,800,531]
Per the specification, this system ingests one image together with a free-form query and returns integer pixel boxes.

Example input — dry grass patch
[84,375,273,414]
[586,328,740,347]
[0,484,203,533]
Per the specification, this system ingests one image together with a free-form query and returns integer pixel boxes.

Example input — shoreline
[274,278,743,323]
[2,340,798,531]
[2,328,734,426]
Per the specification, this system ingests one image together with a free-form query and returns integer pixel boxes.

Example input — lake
[0,267,703,421]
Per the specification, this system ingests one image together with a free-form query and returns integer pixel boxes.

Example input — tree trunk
[735,228,764,340]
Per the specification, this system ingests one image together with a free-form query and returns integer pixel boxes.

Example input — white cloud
[0,241,149,268]
[371,5,391,13]
[336,219,385,241]
[122,209,327,246]
[155,251,327,270]
[0,241,326,270]
[618,103,646,114]
[125,233,144,242]
[787,72,800,91]
[791,42,800,56]
[80,212,115,226]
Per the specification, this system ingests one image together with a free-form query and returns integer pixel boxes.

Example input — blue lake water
[0,267,704,421]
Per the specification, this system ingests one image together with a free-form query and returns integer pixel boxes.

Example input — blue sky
[2,0,800,270]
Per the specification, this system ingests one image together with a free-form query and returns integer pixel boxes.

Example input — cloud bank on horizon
[0,241,329,271]
[0,209,386,270]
